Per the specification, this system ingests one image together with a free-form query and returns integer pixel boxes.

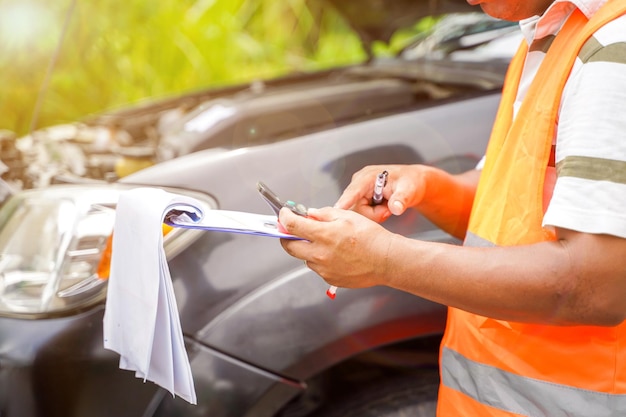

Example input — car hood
[323,0,475,46]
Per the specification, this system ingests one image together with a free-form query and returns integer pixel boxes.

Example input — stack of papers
[103,187,300,404]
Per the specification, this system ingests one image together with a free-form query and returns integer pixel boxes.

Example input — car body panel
[117,92,499,414]
[0,5,517,415]
[0,306,308,417]
[0,91,500,417]
[0,308,159,417]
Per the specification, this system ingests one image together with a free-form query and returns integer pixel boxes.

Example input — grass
[0,0,368,137]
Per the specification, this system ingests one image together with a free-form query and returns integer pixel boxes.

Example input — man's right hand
[335,164,481,240]
[334,164,430,223]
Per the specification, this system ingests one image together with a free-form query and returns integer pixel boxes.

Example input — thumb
[278,207,338,239]
[387,178,425,216]
[305,207,337,222]
[388,198,406,216]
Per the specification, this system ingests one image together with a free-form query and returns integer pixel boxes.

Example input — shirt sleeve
[543,21,626,239]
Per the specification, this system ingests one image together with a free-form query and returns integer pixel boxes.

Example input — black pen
[372,170,388,205]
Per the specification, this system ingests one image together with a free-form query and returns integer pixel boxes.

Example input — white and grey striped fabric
[478,0,626,238]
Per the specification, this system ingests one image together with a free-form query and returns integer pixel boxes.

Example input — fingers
[335,165,426,218]
[281,205,395,290]
[334,166,395,224]
[279,207,329,265]
[387,175,423,216]
[334,183,366,211]
[334,166,383,210]
[279,207,324,238]
[387,200,405,216]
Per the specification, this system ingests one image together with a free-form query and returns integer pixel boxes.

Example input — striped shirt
[479,0,626,239]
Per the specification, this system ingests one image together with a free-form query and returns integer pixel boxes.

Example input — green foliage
[0,0,366,136]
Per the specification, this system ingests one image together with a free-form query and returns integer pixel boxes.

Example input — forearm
[383,232,626,326]
[280,203,626,327]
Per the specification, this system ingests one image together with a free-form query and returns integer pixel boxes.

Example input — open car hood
[324,0,476,47]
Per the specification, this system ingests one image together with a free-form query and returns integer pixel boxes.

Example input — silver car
[0,0,520,416]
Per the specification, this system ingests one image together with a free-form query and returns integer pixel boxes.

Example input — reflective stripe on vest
[441,347,626,417]
[437,2,626,416]
[463,231,495,248]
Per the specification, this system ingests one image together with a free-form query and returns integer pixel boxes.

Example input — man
[279,0,626,415]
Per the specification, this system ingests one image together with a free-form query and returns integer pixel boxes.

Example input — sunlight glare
[0,1,56,50]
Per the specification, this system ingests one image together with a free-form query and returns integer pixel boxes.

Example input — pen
[372,170,388,205]
[326,285,337,300]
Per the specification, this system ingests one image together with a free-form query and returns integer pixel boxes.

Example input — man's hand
[334,165,429,223]
[279,206,396,288]
[335,164,481,240]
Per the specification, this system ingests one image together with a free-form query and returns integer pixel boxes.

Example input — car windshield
[400,13,520,60]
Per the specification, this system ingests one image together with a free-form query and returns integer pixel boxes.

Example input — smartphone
[257,181,308,217]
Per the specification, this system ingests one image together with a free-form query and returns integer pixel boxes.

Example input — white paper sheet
[102,187,301,405]
[165,205,301,239]
[103,188,198,404]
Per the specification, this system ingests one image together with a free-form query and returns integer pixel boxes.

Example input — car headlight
[0,184,212,318]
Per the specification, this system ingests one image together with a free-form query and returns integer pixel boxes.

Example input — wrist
[380,232,410,289]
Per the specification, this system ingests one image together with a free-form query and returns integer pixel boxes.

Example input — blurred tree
[0,0,365,136]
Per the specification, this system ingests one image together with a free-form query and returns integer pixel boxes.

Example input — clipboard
[103,187,303,406]
[163,201,303,240]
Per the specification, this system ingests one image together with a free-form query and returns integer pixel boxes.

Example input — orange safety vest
[437,2,626,416]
